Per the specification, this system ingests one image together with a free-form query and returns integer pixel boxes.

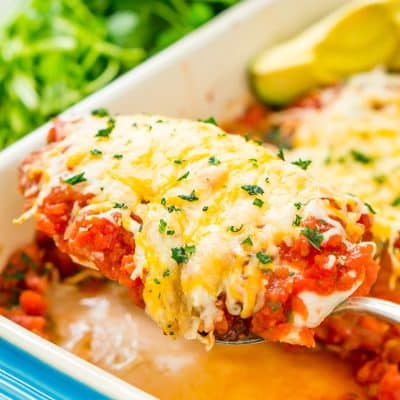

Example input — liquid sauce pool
[50,283,365,400]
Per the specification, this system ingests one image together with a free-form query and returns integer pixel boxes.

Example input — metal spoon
[215,296,400,345]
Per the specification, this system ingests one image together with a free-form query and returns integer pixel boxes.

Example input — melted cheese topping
[272,69,400,285]
[17,115,370,345]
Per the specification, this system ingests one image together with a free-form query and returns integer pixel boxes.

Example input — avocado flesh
[250,39,317,107]
[314,3,397,83]
[250,0,399,106]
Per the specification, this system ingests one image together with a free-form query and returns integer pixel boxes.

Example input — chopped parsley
[241,184,264,196]
[249,158,258,167]
[373,175,386,184]
[95,118,115,138]
[269,302,281,313]
[364,202,376,215]
[167,205,182,213]
[178,190,198,202]
[113,154,123,159]
[351,149,373,164]
[277,147,285,161]
[294,202,302,210]
[228,224,243,233]
[392,196,400,207]
[301,227,323,250]
[166,230,175,235]
[4,269,25,281]
[177,171,190,181]
[253,198,264,208]
[91,108,109,117]
[161,197,167,206]
[291,158,312,170]
[159,219,167,233]
[208,156,221,165]
[113,202,128,209]
[256,252,272,264]
[201,116,217,126]
[21,252,33,266]
[174,159,183,164]
[90,148,102,156]
[202,206,209,212]
[153,278,161,285]
[171,245,196,264]
[63,172,87,185]
[156,119,165,123]
[242,236,253,246]
[293,214,302,226]
[265,177,270,184]
[163,269,170,278]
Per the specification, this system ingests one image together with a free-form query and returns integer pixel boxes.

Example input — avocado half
[249,0,399,107]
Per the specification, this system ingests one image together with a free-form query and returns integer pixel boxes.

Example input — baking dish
[0,0,350,398]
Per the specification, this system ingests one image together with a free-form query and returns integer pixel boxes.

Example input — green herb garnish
[113,154,123,159]
[201,116,217,126]
[253,198,264,208]
[161,197,167,206]
[174,159,183,164]
[301,227,323,250]
[291,158,312,170]
[90,149,102,156]
[256,252,272,264]
[241,185,264,196]
[171,245,196,264]
[63,172,87,185]
[91,108,109,117]
[113,202,128,209]
[294,202,302,210]
[242,236,253,246]
[177,171,190,181]
[351,150,372,164]
[178,190,198,202]
[166,230,175,235]
[277,147,285,161]
[163,269,170,278]
[159,219,167,233]
[392,197,400,207]
[269,302,281,313]
[293,214,302,226]
[167,205,182,213]
[228,225,243,233]
[95,118,115,138]
[373,175,386,184]
[153,277,161,285]
[202,206,209,212]
[364,202,376,215]
[208,156,221,165]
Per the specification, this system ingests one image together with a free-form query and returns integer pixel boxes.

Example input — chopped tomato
[19,290,48,316]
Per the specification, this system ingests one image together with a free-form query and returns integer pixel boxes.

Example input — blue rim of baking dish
[0,317,155,400]
[0,337,110,400]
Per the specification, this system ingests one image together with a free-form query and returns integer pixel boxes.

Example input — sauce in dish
[51,281,365,400]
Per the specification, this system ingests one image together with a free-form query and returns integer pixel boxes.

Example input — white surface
[0,0,348,398]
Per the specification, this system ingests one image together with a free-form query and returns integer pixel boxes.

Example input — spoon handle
[334,297,400,325]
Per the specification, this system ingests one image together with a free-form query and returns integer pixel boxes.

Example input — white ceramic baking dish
[0,0,348,398]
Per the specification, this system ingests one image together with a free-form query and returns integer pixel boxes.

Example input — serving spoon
[215,296,400,345]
